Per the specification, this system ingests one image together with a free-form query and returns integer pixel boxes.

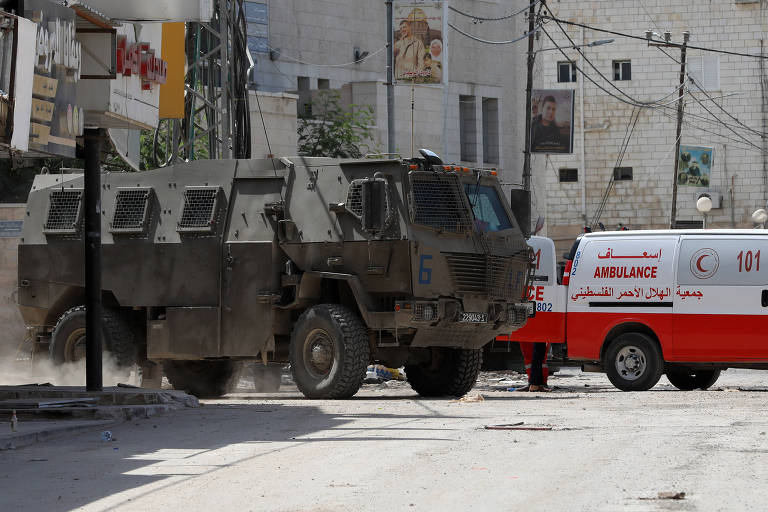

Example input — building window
[317,78,330,90]
[687,56,720,91]
[244,1,269,54]
[482,98,499,164]
[613,167,633,181]
[459,95,477,162]
[557,61,577,83]
[559,168,578,182]
[613,60,631,81]
[297,76,311,116]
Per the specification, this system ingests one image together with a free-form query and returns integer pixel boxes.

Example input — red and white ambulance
[499,230,768,391]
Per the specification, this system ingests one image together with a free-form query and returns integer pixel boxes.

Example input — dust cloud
[0,342,137,387]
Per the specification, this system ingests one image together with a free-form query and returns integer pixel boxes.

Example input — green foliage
[0,157,82,203]
[297,91,376,158]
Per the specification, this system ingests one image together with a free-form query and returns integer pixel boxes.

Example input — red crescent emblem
[696,254,709,273]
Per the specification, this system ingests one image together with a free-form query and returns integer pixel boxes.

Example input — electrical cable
[688,76,768,138]
[448,0,538,22]
[448,24,540,45]
[539,24,685,108]
[541,15,768,60]
[266,44,388,68]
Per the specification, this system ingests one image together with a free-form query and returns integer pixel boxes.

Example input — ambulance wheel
[604,333,663,391]
[666,368,721,391]
[289,304,370,399]
[163,360,236,398]
[406,348,482,397]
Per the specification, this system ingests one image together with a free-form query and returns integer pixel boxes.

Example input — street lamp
[534,38,615,54]
[696,194,712,228]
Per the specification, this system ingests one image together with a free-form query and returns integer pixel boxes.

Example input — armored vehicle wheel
[405,348,482,398]
[666,368,721,391]
[50,306,139,368]
[163,360,235,398]
[604,333,663,391]
[289,304,370,399]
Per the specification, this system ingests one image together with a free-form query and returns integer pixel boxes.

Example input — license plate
[460,312,488,323]
[526,302,535,317]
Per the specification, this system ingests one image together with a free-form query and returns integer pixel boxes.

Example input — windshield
[463,183,513,233]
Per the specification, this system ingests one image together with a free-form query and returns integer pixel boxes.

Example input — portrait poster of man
[394,1,443,84]
[530,89,574,154]
[678,145,713,187]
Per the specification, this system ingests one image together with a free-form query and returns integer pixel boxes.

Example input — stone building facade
[532,0,768,256]
[248,0,528,189]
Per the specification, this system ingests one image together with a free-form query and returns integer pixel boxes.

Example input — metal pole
[83,128,103,392]
[670,32,688,229]
[220,0,232,159]
[522,0,537,193]
[386,0,395,154]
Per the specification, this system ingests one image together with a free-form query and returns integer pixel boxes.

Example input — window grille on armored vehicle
[444,252,524,300]
[346,181,364,218]
[110,187,153,234]
[409,173,472,233]
[43,189,83,235]
[177,186,220,233]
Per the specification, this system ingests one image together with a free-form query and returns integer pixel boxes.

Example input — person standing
[394,18,425,81]
[517,342,551,392]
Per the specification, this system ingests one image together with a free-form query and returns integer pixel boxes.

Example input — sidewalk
[0,385,198,450]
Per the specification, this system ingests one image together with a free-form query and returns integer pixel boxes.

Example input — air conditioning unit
[694,191,722,209]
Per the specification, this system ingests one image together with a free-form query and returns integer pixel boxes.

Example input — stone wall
[532,0,768,246]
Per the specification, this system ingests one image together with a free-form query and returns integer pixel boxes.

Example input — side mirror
[361,179,387,233]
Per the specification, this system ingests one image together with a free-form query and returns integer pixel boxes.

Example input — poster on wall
[678,145,713,187]
[530,89,574,154]
[394,1,443,84]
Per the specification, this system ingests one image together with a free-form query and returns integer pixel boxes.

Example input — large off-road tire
[50,306,139,368]
[289,304,370,399]
[604,332,663,391]
[405,348,483,397]
[666,368,721,391]
[163,360,236,398]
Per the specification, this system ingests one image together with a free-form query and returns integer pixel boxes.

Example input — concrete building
[532,0,768,256]
[246,0,528,191]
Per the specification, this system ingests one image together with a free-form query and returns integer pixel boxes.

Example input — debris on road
[457,394,485,403]
[640,491,686,501]
[364,365,406,384]
[484,423,552,431]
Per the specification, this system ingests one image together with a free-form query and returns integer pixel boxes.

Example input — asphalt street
[2,368,768,511]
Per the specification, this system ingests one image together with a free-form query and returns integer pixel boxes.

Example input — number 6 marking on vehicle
[419,254,433,284]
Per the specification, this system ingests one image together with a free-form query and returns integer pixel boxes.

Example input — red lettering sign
[116,36,167,90]
[526,285,545,301]
[592,266,658,279]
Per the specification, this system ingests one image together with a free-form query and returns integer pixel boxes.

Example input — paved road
[3,369,768,511]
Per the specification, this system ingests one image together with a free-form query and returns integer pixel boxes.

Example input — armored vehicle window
[43,189,83,234]
[409,173,472,233]
[110,187,153,234]
[177,187,220,233]
[346,181,364,218]
[463,184,512,233]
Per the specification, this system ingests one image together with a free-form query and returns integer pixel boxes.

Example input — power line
[541,15,768,60]
[688,76,768,138]
[448,0,538,22]
[539,24,684,108]
[448,23,539,45]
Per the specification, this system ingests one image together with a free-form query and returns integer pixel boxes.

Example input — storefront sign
[116,36,168,90]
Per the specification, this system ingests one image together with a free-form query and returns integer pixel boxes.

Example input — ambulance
[499,230,768,392]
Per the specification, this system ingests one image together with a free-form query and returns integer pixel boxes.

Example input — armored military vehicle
[17,151,533,398]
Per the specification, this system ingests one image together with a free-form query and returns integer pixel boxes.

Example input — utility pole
[386,0,395,154]
[83,128,104,392]
[522,0,537,193]
[670,31,689,229]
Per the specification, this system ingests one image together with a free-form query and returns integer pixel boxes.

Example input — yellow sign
[159,23,185,119]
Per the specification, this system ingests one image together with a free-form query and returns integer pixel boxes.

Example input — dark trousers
[529,342,547,385]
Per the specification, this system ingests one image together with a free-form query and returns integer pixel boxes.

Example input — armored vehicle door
[219,172,287,357]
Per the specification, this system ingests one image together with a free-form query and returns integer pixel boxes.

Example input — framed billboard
[530,89,574,154]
